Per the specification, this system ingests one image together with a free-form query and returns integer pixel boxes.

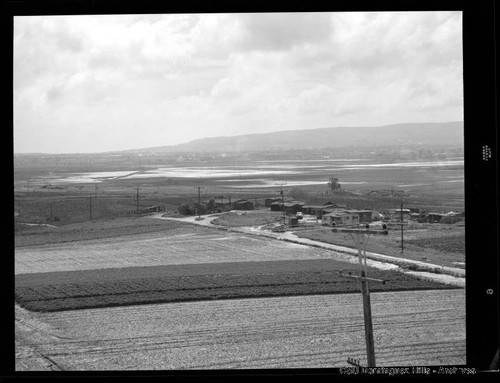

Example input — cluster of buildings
[266,198,373,227]
[178,196,464,226]
[180,197,256,215]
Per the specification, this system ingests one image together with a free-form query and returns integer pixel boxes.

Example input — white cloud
[14,12,463,153]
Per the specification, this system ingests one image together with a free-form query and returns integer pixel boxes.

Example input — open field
[15,289,465,370]
[15,224,358,275]
[14,213,466,369]
[15,259,456,312]
[14,217,194,247]
[292,224,465,269]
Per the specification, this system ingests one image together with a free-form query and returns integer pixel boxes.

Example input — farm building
[270,202,283,212]
[345,209,372,223]
[427,213,445,223]
[283,202,305,215]
[440,212,465,224]
[233,199,255,210]
[209,198,232,212]
[322,211,360,227]
[303,204,337,218]
[388,208,411,221]
[265,198,281,207]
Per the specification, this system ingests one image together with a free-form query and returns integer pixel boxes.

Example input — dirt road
[15,289,465,370]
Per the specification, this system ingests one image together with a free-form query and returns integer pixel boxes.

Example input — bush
[178,204,194,215]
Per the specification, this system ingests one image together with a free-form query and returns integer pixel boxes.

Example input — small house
[322,211,360,227]
[388,208,411,221]
[427,212,447,223]
[303,204,335,218]
[346,209,372,223]
[233,199,255,210]
[283,202,305,216]
[212,198,232,212]
[265,198,281,207]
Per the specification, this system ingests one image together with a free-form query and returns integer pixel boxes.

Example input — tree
[328,177,342,193]
[178,204,194,215]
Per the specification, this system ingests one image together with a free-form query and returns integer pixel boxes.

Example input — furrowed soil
[15,289,465,370]
[15,222,374,274]
[15,259,457,312]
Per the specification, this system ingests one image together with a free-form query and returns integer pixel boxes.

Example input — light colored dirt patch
[15,289,465,370]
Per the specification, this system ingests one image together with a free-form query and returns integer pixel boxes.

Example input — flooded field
[23,158,464,197]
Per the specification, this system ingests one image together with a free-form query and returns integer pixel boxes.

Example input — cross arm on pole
[338,270,386,284]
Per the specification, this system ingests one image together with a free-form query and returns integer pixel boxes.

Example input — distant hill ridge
[127,121,463,153]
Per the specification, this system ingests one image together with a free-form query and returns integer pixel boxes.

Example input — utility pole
[333,227,389,368]
[276,182,287,222]
[89,196,93,221]
[197,186,202,218]
[194,185,204,218]
[136,186,140,214]
[400,199,404,253]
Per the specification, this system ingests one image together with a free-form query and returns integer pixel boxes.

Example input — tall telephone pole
[89,196,93,221]
[136,186,140,214]
[276,182,287,222]
[193,185,204,218]
[400,199,404,252]
[334,227,389,367]
[197,186,202,218]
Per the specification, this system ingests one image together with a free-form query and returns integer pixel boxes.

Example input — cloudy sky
[14,12,463,153]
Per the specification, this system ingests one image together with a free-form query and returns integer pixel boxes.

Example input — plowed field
[15,260,455,312]
[15,289,465,370]
[15,228,367,275]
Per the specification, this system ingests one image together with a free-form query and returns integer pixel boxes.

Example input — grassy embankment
[15,259,459,312]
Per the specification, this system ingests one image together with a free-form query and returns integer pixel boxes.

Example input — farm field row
[15,289,465,370]
[15,225,368,275]
[15,259,456,312]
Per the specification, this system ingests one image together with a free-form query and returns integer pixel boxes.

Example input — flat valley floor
[15,223,465,370]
